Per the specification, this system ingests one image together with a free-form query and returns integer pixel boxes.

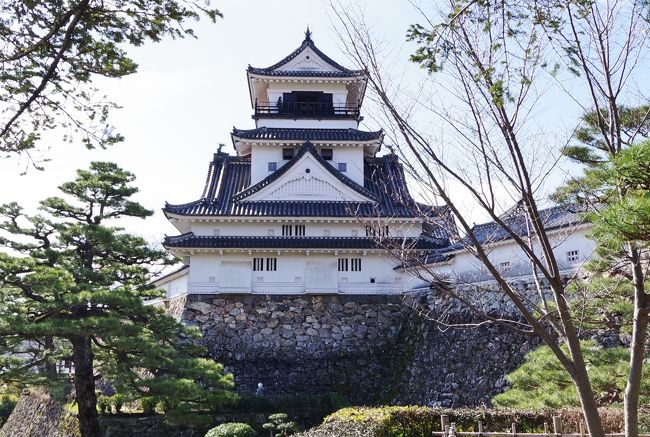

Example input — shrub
[263,412,299,436]
[205,422,256,437]
[294,406,632,436]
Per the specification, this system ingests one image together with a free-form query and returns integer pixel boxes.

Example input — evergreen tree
[0,162,235,437]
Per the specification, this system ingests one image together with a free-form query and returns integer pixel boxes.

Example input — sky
[1,0,641,246]
[0,0,428,245]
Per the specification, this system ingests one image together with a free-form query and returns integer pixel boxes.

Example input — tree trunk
[625,260,649,437]
[71,335,100,437]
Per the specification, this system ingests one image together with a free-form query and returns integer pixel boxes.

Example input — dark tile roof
[164,149,434,219]
[231,127,383,142]
[421,203,588,264]
[232,141,377,202]
[152,265,189,284]
[247,32,364,78]
[164,234,445,250]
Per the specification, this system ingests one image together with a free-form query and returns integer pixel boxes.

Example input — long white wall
[190,221,423,238]
[421,227,595,283]
[185,252,408,294]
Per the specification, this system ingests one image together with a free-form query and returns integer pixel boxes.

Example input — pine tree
[0,162,235,437]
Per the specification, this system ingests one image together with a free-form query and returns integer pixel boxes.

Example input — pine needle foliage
[494,341,650,409]
[0,162,235,437]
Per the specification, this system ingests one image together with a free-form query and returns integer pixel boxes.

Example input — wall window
[338,162,347,172]
[566,250,580,263]
[266,258,277,271]
[282,148,294,160]
[282,224,305,236]
[253,257,264,271]
[365,225,389,237]
[338,258,361,272]
[268,162,277,171]
[499,261,511,271]
[321,148,333,161]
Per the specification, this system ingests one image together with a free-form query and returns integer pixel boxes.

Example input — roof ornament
[217,143,227,155]
[304,26,312,42]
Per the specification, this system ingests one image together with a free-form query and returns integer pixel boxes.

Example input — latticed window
[282,225,293,236]
[365,225,389,237]
[566,250,580,263]
[351,258,362,271]
[295,225,305,236]
[338,258,349,271]
[266,258,277,271]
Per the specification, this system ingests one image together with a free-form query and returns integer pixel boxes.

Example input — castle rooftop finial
[304,26,312,42]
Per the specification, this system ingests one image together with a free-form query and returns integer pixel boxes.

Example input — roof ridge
[247,33,362,75]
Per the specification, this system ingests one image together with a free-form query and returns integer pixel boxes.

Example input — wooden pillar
[552,416,562,436]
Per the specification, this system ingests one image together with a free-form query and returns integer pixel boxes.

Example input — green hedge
[295,406,637,437]
[205,422,256,437]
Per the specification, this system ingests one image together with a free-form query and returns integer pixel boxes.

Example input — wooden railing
[254,101,360,118]
[434,415,649,437]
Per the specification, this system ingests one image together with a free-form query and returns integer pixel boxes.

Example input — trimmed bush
[295,406,632,437]
[205,422,256,437]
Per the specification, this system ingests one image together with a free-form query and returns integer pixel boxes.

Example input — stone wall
[181,294,409,402]
[177,282,541,406]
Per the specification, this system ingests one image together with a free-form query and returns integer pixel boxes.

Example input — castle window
[370,277,376,284]
[499,261,511,272]
[253,257,264,271]
[266,257,277,271]
[365,225,389,237]
[338,258,349,272]
[268,162,277,171]
[566,250,580,263]
[282,148,294,160]
[321,148,333,161]
[282,224,305,236]
[351,258,362,271]
[338,162,347,172]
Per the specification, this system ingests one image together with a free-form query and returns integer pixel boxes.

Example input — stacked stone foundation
[173,288,537,407]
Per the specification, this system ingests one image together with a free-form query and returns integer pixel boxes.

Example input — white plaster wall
[423,227,595,282]
[156,272,188,299]
[264,82,348,106]
[186,252,405,294]
[190,221,423,238]
[250,143,364,186]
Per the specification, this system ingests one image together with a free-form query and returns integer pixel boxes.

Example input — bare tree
[331,1,649,436]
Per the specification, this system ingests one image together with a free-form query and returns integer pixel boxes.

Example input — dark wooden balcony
[254,100,361,119]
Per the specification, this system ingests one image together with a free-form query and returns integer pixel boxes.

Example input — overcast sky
[2,0,640,247]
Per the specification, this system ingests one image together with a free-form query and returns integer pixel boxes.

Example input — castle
[153,30,593,404]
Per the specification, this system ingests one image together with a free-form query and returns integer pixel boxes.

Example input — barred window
[266,258,277,271]
[365,225,389,237]
[351,258,362,271]
[282,225,293,236]
[253,257,264,271]
[338,258,349,272]
[499,261,511,271]
[295,225,305,236]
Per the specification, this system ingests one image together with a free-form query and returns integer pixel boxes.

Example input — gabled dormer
[247,29,367,129]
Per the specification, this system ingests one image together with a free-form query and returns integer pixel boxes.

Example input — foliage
[494,341,650,409]
[0,0,221,156]
[0,162,235,436]
[205,422,256,437]
[295,406,631,436]
[263,412,298,436]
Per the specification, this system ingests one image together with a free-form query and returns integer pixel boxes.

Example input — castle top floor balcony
[253,100,361,121]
